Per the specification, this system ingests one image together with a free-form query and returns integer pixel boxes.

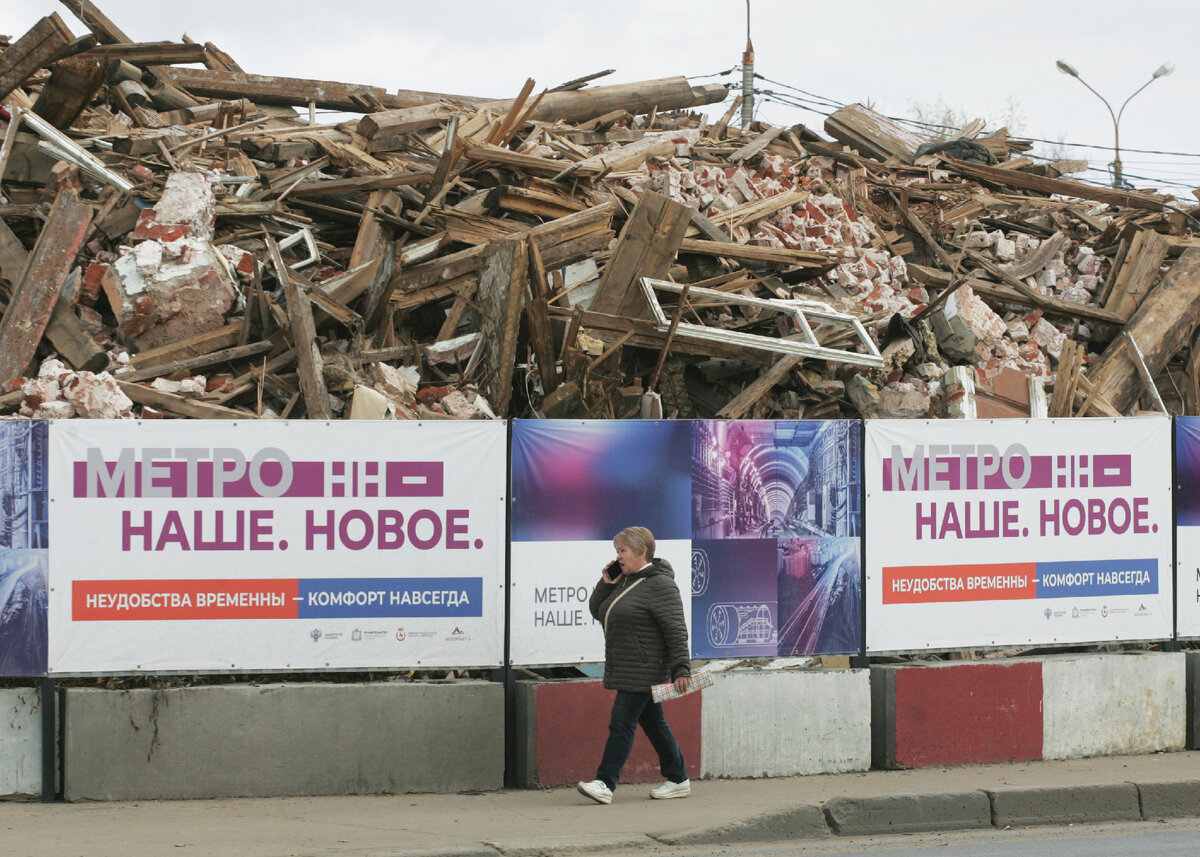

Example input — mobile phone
[604,559,620,577]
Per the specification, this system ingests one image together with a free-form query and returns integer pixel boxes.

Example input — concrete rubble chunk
[931,286,1007,366]
[102,238,238,351]
[62,371,133,419]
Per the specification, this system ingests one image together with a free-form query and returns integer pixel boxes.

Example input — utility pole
[740,0,754,128]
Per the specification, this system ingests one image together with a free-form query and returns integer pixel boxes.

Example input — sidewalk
[5,751,1199,857]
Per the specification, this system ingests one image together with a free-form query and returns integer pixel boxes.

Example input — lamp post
[1055,59,1174,189]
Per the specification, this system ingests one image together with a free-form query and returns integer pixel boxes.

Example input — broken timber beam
[947,159,1166,213]
[160,67,479,112]
[1087,247,1200,413]
[476,238,527,416]
[717,354,804,418]
[0,189,92,383]
[589,191,691,318]
[0,14,77,103]
[116,380,252,419]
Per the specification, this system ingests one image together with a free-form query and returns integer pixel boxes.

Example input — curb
[659,805,829,846]
[824,791,992,836]
[453,779,1200,856]
[986,784,1141,828]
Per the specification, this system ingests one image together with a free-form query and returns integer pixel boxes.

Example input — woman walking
[576,526,692,804]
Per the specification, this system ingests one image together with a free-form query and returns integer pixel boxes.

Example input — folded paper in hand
[651,667,714,703]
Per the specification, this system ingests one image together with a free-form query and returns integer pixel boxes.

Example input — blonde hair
[613,526,655,559]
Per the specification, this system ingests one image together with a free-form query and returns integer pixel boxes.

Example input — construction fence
[0,416,1195,677]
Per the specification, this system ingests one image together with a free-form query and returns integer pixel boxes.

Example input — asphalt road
[604,819,1200,857]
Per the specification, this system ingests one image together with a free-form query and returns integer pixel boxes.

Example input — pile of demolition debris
[1,2,1199,423]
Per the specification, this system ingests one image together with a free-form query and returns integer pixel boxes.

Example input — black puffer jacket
[589,557,691,693]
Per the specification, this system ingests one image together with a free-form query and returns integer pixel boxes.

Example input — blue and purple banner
[510,419,863,665]
[1177,418,1200,638]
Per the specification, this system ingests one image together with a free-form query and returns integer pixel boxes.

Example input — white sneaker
[650,779,691,799]
[576,779,613,805]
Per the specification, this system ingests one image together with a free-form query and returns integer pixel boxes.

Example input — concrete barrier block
[1187,652,1200,749]
[0,687,42,797]
[64,681,503,800]
[871,661,1043,769]
[518,678,701,788]
[824,791,991,835]
[987,783,1141,827]
[701,669,869,778]
[1137,780,1200,818]
[1042,653,1185,759]
[662,805,830,844]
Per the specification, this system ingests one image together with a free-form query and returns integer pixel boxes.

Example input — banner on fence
[48,420,506,673]
[865,417,1173,652]
[1176,418,1200,638]
[0,421,48,677]
[510,419,862,666]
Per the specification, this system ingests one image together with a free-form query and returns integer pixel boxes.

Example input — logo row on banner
[0,417,1194,677]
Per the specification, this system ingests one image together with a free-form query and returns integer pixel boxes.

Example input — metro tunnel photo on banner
[691,419,862,656]
[0,421,48,677]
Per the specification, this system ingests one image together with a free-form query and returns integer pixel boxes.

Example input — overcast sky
[9,0,1200,192]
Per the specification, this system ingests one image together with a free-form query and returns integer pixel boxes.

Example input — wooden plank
[947,159,1165,213]
[117,380,253,419]
[824,103,925,163]
[716,354,804,418]
[678,237,833,268]
[161,67,478,112]
[1048,339,1083,418]
[271,237,332,419]
[1104,230,1169,319]
[84,42,208,65]
[0,189,91,383]
[57,0,133,44]
[120,339,275,383]
[384,202,615,310]
[476,238,527,415]
[129,322,242,367]
[729,125,784,163]
[1088,248,1200,413]
[589,191,691,319]
[556,133,676,179]
[284,170,435,198]
[32,53,106,129]
[0,14,76,102]
[45,292,108,372]
[351,189,398,331]
[524,237,559,395]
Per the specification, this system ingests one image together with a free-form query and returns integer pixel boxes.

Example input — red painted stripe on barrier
[72,579,299,620]
[882,563,1037,604]
[533,679,701,787]
[892,662,1043,767]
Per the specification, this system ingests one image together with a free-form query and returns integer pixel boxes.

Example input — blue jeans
[596,691,686,790]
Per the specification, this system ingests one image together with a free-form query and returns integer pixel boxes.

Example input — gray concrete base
[987,783,1141,827]
[1188,652,1200,749]
[63,681,503,800]
[660,805,830,845]
[1137,780,1200,818]
[824,791,992,835]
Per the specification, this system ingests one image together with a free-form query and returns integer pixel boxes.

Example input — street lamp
[1055,59,1175,189]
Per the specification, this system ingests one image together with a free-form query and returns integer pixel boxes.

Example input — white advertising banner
[509,539,692,666]
[865,417,1173,653]
[48,420,506,673]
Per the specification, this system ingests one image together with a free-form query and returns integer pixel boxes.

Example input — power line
[715,71,1200,189]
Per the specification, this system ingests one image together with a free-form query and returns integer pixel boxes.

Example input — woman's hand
[673,676,690,694]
